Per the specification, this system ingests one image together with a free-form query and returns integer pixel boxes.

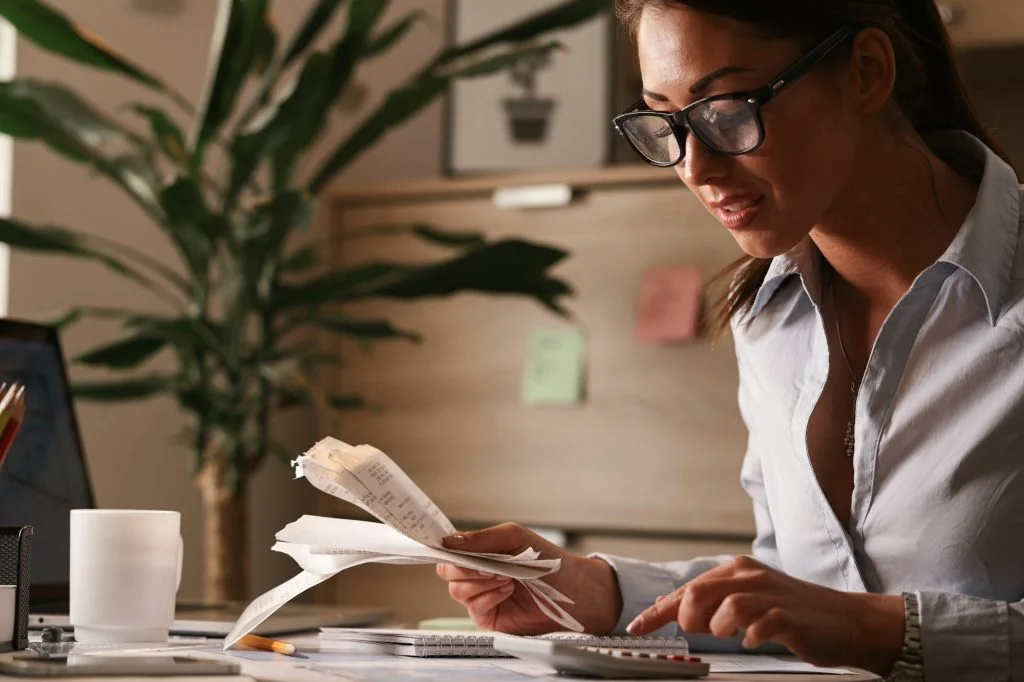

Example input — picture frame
[443,0,618,175]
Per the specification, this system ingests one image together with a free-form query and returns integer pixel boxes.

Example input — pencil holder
[0,526,32,651]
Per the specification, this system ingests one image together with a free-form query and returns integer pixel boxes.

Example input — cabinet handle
[937,3,959,26]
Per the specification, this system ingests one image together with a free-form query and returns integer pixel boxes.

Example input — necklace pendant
[843,419,855,458]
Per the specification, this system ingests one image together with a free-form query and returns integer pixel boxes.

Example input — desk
[0,645,881,682]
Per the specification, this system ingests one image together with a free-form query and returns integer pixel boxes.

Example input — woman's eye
[653,124,674,139]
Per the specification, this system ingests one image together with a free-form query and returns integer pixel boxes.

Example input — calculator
[492,635,710,679]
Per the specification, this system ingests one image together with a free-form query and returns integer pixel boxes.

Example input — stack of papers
[224,438,582,648]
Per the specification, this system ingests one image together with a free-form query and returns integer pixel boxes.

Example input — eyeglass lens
[620,98,762,165]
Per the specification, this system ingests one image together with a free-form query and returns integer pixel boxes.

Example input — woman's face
[636,7,861,258]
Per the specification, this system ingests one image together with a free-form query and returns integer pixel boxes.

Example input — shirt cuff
[589,553,685,635]
[918,590,1009,681]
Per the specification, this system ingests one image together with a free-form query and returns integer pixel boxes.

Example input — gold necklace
[829,274,860,458]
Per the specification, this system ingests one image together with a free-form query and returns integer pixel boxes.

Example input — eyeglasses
[613,26,857,168]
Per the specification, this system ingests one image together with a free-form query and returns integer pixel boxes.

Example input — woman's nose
[679,132,728,187]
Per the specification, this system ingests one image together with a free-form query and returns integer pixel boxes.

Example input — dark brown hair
[617,0,1019,335]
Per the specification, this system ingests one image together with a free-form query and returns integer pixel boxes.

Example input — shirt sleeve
[917,591,1024,681]
[591,330,782,634]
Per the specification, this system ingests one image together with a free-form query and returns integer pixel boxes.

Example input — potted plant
[0,0,608,602]
[504,49,558,143]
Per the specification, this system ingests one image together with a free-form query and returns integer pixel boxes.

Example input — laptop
[0,318,389,635]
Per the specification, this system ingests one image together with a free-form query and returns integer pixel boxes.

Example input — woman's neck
[810,129,980,312]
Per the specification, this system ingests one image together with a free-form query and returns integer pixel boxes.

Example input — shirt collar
[745,131,1022,324]
[933,132,1021,325]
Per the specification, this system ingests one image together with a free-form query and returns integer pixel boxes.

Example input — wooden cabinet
[940,0,1024,49]
[315,165,756,617]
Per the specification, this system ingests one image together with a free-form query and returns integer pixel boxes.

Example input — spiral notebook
[318,628,690,659]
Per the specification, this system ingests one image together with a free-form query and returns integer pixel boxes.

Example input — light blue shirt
[599,132,1024,681]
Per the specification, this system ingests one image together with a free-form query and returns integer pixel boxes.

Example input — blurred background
[0,0,1020,625]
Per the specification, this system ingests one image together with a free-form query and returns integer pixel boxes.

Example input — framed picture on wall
[444,1,616,175]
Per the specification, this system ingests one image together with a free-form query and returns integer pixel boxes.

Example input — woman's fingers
[466,581,517,622]
[436,563,503,582]
[707,592,775,639]
[448,575,513,605]
[742,607,792,650]
[626,589,684,635]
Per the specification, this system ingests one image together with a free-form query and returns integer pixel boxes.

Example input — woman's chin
[731,230,805,260]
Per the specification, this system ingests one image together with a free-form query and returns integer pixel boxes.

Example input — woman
[437,1,1024,680]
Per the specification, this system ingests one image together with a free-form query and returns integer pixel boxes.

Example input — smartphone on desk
[0,655,241,677]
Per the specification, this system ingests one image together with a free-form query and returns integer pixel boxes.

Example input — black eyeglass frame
[613,26,858,168]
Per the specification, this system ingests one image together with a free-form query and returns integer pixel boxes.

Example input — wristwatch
[887,592,925,681]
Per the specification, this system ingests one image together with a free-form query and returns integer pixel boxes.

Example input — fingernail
[445,534,466,546]
[626,617,642,635]
[500,582,515,593]
[476,571,495,578]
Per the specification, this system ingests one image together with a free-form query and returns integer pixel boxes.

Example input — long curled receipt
[223,437,583,648]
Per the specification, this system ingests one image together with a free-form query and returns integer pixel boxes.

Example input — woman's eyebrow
[642,66,755,103]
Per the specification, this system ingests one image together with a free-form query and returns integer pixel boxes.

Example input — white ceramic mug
[0,585,15,643]
[69,510,182,644]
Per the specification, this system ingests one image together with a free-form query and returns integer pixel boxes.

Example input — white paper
[298,438,455,547]
[702,654,853,674]
[225,437,583,649]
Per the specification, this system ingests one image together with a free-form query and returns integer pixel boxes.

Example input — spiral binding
[413,634,507,658]
[410,634,689,658]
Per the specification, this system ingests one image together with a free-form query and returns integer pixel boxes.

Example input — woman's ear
[845,28,897,116]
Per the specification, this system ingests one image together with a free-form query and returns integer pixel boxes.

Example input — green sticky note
[522,327,586,407]
[418,617,481,631]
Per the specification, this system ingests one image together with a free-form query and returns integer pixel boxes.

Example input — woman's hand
[626,556,904,675]
[436,522,622,635]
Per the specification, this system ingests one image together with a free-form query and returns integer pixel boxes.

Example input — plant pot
[502,97,557,144]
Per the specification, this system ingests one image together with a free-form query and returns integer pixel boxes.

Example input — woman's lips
[708,195,765,230]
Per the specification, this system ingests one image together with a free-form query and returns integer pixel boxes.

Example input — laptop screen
[0,319,93,607]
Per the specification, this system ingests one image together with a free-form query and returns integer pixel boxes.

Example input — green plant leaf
[0,0,184,105]
[244,191,314,297]
[73,375,172,401]
[272,261,415,309]
[227,53,331,201]
[362,239,573,308]
[230,0,391,197]
[429,0,608,69]
[341,223,486,248]
[279,243,321,273]
[75,333,168,369]
[192,0,270,155]
[273,0,391,187]
[326,394,367,410]
[252,6,277,74]
[306,42,559,193]
[274,239,573,314]
[305,314,421,342]
[159,177,219,275]
[0,79,166,223]
[280,0,348,67]
[364,10,428,59]
[128,104,187,165]
[0,216,166,292]
[39,306,143,331]
[45,308,85,331]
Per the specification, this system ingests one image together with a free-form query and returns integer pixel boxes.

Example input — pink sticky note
[635,266,704,343]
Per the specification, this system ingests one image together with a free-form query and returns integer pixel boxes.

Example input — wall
[961,46,1024,168]
[8,0,444,599]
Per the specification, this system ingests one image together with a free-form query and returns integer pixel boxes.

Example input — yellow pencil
[238,633,298,656]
